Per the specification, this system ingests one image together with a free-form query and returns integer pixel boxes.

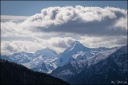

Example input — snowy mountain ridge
[1,41,123,74]
[51,45,126,82]
[1,47,58,73]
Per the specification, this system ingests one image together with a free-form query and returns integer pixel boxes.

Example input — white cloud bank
[1,15,28,21]
[22,6,127,36]
[1,6,127,55]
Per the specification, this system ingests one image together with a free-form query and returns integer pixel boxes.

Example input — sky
[1,1,127,55]
[1,1,127,16]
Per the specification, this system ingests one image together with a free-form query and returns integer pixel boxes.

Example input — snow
[92,47,119,64]
[4,48,58,73]
[82,47,119,67]
[73,51,85,59]
[70,42,76,51]
[2,41,123,74]
[56,41,92,67]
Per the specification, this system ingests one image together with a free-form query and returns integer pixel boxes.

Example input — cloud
[1,6,127,55]
[1,6,127,37]
[1,37,75,55]
[1,15,29,22]
[21,6,127,36]
[79,36,127,48]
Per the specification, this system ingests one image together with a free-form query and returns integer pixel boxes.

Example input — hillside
[0,59,69,84]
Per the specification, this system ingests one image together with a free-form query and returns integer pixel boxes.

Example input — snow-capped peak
[65,41,89,53]
[70,41,85,51]
[56,41,92,66]
[71,41,84,46]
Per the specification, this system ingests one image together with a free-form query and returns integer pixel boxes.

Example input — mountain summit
[69,41,88,52]
[71,41,85,47]
[56,41,92,67]
[1,41,125,76]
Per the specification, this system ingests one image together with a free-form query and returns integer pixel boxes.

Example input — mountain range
[67,45,127,84]
[1,41,127,84]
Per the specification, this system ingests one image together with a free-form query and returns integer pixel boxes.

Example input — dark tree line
[0,59,69,85]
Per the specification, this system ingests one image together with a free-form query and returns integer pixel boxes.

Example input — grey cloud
[66,38,75,45]
[1,6,127,55]
[1,15,28,23]
[53,41,68,48]
[1,37,34,41]
[112,37,127,45]
[25,6,127,36]
[5,44,18,53]
[39,17,126,36]
[96,36,127,47]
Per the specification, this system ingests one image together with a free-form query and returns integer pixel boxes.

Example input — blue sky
[1,1,127,16]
